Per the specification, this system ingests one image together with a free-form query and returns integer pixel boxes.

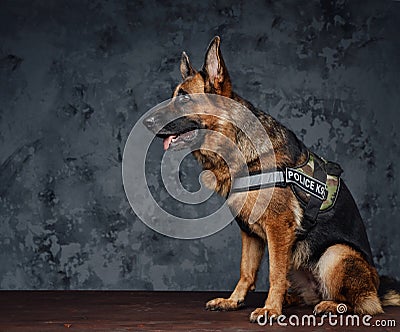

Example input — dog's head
[143,36,236,151]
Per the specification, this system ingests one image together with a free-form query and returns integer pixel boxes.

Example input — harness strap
[231,153,342,235]
[231,171,286,192]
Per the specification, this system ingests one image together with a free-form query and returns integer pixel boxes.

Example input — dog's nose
[143,116,155,128]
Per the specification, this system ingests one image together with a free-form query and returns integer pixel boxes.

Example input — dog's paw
[205,298,244,311]
[249,307,281,323]
[313,301,346,315]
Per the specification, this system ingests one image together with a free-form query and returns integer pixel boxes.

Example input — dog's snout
[143,116,155,128]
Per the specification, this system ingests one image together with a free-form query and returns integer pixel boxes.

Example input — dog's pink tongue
[163,136,175,150]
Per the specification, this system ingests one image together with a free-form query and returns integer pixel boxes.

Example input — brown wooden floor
[0,291,399,331]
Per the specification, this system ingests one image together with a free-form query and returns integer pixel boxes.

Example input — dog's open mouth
[162,130,199,150]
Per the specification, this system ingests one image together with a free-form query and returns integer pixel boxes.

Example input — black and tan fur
[144,36,400,322]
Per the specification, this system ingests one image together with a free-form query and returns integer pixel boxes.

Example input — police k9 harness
[232,152,343,233]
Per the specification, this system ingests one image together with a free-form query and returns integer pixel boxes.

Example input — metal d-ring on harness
[231,152,343,232]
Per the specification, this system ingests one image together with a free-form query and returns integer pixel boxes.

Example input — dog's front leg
[249,220,295,322]
[206,230,265,311]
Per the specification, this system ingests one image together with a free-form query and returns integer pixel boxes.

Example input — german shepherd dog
[144,36,400,322]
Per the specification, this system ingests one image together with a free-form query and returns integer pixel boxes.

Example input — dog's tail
[379,276,400,307]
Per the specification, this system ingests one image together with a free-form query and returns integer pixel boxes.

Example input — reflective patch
[286,168,327,201]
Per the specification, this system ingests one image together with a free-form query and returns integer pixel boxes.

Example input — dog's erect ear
[203,36,231,94]
[180,52,196,79]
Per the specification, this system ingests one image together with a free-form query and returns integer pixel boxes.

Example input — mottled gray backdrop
[0,0,399,290]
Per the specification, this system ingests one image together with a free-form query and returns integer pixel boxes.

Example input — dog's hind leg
[314,244,383,315]
[206,230,265,311]
[287,268,321,307]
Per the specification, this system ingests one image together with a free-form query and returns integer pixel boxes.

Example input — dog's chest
[227,191,271,241]
[234,215,267,240]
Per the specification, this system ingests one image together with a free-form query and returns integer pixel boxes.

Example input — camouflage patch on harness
[295,154,340,211]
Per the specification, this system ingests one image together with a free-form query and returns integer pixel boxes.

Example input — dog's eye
[179,94,191,103]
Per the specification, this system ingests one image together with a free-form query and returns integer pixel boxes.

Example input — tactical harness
[230,152,375,266]
[231,152,343,234]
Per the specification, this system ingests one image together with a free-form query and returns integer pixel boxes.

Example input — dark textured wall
[0,0,399,290]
